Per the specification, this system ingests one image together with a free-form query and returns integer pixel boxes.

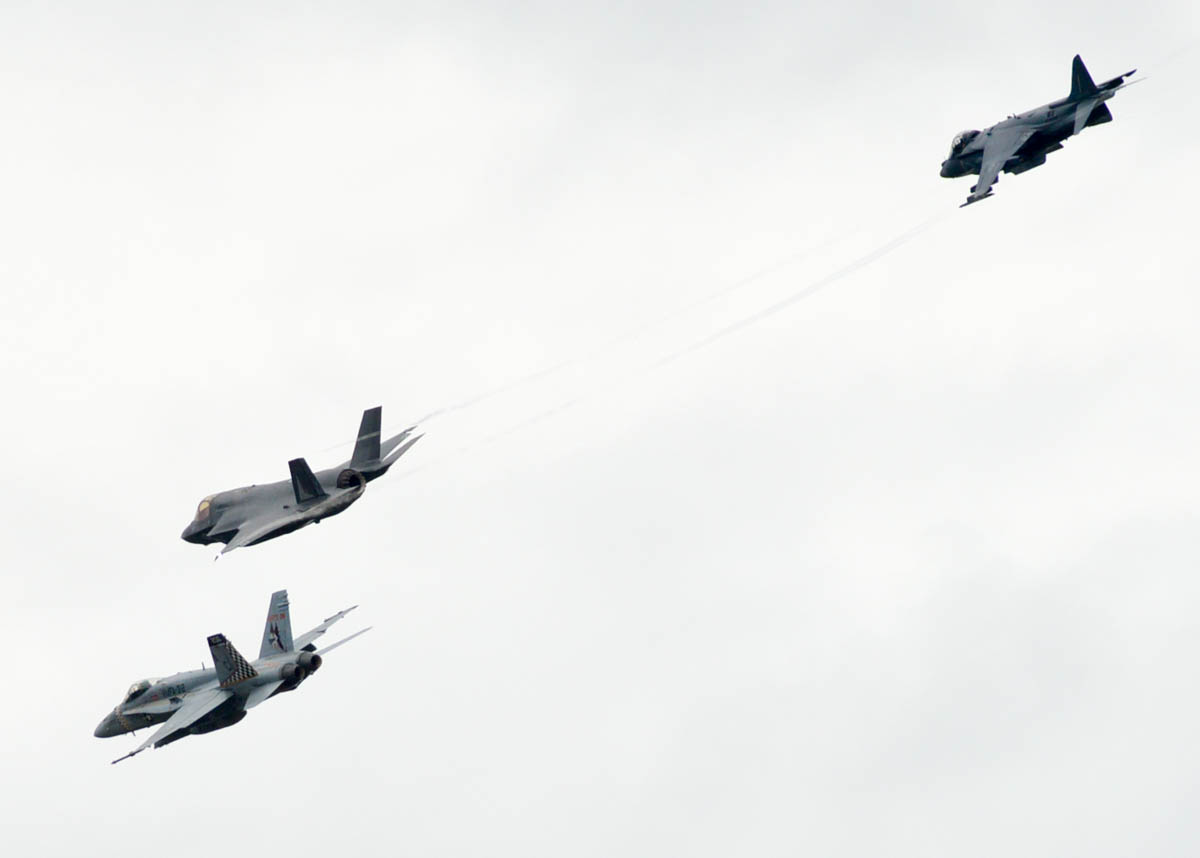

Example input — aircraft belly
[246,517,318,546]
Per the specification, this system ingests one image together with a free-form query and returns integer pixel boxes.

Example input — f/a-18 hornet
[95,590,369,763]
[941,55,1136,207]
[182,406,421,554]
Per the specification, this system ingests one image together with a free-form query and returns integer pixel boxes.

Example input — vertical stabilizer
[259,590,294,658]
[288,458,327,504]
[1070,54,1098,100]
[207,634,258,688]
[350,407,383,468]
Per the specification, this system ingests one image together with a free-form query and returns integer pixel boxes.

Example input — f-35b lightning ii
[95,590,369,763]
[941,55,1136,207]
[181,406,421,554]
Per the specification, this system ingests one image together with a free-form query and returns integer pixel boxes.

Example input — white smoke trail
[393,207,952,476]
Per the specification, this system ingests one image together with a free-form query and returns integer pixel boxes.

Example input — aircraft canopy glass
[123,679,156,703]
[194,496,214,522]
[951,130,979,153]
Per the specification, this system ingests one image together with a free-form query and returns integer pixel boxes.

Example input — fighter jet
[95,590,369,763]
[181,406,421,553]
[941,55,1137,207]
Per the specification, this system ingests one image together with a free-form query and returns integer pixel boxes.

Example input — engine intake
[336,469,365,490]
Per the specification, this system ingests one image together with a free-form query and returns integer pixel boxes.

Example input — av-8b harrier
[95,590,369,763]
[941,55,1137,207]
[182,406,421,553]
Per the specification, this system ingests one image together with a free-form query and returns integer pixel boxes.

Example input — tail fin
[350,407,383,468]
[207,634,258,688]
[259,590,294,658]
[288,458,327,504]
[1070,54,1098,100]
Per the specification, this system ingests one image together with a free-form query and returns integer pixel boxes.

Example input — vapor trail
[395,208,951,473]
[649,210,951,372]
[317,228,855,455]
[408,229,853,426]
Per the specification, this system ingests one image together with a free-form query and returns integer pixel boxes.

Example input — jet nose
[94,711,120,738]
[180,520,208,544]
[940,158,966,179]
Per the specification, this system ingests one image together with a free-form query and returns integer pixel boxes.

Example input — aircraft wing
[112,686,230,763]
[962,125,1036,207]
[219,509,310,554]
[243,680,284,710]
[293,604,359,651]
[317,626,372,655]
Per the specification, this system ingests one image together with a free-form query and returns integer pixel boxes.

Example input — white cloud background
[1,2,1198,854]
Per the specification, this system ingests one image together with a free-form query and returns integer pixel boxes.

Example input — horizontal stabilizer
[379,427,416,461]
[1098,69,1136,90]
[382,434,423,467]
[289,458,327,504]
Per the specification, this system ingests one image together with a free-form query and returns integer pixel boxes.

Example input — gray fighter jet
[181,406,421,553]
[95,590,369,763]
[941,55,1136,206]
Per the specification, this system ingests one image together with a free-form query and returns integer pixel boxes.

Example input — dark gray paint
[941,55,1136,206]
[180,406,422,554]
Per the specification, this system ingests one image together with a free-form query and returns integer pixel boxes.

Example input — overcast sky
[2,2,1199,855]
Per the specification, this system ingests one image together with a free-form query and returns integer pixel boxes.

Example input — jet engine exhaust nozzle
[297,652,323,674]
[281,663,307,684]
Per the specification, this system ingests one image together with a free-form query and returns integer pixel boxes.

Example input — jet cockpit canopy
[951,130,980,154]
[193,496,215,523]
[123,679,159,704]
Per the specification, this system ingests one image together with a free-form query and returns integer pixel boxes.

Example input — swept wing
[219,508,315,554]
[962,125,1036,207]
[111,686,229,764]
[293,605,359,651]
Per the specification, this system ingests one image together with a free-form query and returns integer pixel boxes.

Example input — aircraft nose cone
[94,712,120,738]
[940,160,954,178]
[180,520,207,544]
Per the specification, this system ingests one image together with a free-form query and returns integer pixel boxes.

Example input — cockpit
[192,496,215,523]
[950,130,980,154]
[122,679,158,705]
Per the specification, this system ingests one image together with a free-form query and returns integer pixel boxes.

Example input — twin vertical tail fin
[350,406,383,468]
[350,406,423,475]
[259,589,295,658]
[289,458,327,504]
[207,634,258,688]
[1070,54,1099,100]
